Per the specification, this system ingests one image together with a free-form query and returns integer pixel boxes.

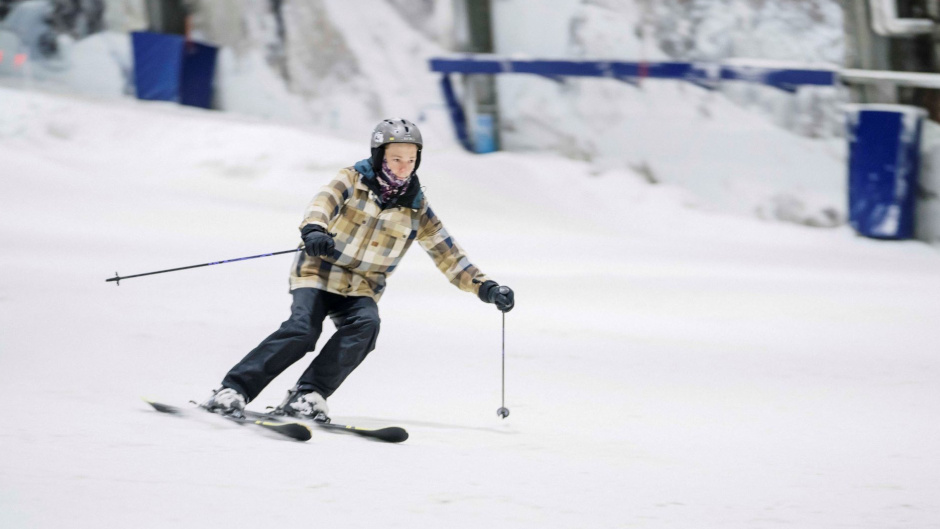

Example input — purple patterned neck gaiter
[377,159,411,204]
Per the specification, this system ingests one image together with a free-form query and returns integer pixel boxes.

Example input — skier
[204,118,515,422]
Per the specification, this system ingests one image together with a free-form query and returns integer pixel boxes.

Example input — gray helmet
[371,118,423,149]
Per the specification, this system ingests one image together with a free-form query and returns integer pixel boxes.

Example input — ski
[142,398,312,442]
[243,409,409,444]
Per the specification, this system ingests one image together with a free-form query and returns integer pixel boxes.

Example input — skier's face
[384,143,418,180]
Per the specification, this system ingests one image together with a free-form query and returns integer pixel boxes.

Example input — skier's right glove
[301,224,335,257]
[479,280,515,313]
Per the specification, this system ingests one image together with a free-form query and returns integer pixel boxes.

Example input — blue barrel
[131,31,217,109]
[180,41,218,109]
[846,104,926,239]
[132,31,184,102]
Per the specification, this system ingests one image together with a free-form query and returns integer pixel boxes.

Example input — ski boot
[273,385,330,423]
[202,387,246,417]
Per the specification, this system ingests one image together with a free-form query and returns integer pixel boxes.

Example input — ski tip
[376,427,409,443]
[283,423,314,442]
[255,420,313,442]
[142,398,182,414]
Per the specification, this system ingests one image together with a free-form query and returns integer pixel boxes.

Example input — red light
[0,51,4,63]
[14,53,27,67]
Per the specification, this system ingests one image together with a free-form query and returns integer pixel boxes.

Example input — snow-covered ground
[2,82,940,528]
[491,0,848,227]
[1,0,852,229]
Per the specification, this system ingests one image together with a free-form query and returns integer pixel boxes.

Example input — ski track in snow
[1,85,940,529]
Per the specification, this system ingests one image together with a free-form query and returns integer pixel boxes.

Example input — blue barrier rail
[429,56,837,92]
[430,55,839,152]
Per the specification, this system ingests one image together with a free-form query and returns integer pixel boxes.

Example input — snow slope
[492,0,847,226]
[2,83,940,528]
[1,0,849,228]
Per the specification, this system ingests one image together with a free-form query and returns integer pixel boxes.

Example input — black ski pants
[222,288,380,402]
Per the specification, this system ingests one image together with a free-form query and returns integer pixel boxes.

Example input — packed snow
[2,0,852,228]
[2,79,940,528]
[491,0,848,227]
[2,0,940,527]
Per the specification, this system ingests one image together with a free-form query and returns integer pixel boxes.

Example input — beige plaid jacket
[289,165,490,301]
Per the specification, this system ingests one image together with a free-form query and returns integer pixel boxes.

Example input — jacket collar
[353,158,423,209]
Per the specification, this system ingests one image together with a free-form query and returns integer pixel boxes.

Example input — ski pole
[105,248,302,285]
[497,286,511,419]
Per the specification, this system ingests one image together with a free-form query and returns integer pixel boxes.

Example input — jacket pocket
[360,219,412,268]
[331,206,370,244]
[380,221,413,239]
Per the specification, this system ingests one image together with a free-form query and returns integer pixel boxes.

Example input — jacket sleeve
[417,201,490,296]
[298,168,357,231]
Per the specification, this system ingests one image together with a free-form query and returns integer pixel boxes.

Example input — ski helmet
[370,118,423,174]
[371,118,423,149]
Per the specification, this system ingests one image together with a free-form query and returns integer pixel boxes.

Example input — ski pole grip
[498,286,510,295]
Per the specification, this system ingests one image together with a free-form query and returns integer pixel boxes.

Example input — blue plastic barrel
[132,31,184,102]
[180,41,218,109]
[846,104,926,239]
[131,31,217,109]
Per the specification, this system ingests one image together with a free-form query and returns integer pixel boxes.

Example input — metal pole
[105,248,302,285]
[497,308,510,419]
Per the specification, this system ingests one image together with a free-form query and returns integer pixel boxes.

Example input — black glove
[479,281,515,313]
[301,224,335,257]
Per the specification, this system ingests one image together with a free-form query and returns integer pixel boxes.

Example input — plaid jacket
[289,161,490,302]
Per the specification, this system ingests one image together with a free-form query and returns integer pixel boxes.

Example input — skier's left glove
[479,280,515,313]
[301,224,335,257]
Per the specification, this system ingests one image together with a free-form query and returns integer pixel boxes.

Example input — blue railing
[430,55,838,151]
[430,56,837,91]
